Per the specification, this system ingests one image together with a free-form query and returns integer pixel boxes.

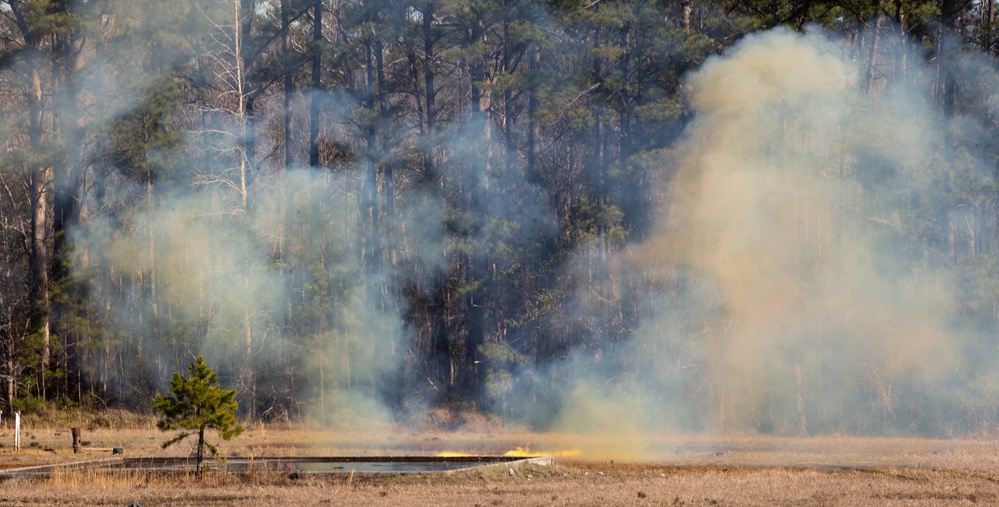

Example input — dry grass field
[3,419,999,506]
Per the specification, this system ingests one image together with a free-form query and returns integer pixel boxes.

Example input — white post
[14,411,19,452]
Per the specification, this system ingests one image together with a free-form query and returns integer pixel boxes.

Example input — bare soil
[2,424,999,506]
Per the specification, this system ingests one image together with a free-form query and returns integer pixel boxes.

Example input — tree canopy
[153,356,244,470]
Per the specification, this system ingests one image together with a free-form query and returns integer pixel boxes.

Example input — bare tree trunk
[680,0,692,31]
[240,0,257,208]
[28,64,51,398]
[234,0,251,211]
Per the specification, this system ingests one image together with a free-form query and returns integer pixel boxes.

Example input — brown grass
[3,423,999,505]
[4,461,999,506]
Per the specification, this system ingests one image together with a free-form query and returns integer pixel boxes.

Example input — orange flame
[436,446,580,458]
[504,446,581,458]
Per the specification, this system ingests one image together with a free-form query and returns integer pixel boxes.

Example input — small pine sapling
[153,356,244,474]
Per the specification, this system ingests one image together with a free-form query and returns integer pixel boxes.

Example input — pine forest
[3,0,999,436]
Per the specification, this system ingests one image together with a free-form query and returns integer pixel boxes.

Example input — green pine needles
[152,356,244,474]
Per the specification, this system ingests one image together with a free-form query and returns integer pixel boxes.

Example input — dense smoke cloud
[670,27,955,430]
[550,27,986,445]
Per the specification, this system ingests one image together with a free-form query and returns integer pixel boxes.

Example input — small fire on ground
[437,446,581,458]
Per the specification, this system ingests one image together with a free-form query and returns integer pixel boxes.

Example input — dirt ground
[3,424,999,506]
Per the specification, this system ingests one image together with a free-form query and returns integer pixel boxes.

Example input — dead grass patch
[4,464,999,507]
[6,426,999,505]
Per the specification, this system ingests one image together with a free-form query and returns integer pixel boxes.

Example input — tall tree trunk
[244,308,255,421]
[146,173,157,364]
[5,359,13,411]
[233,0,252,211]
[590,7,608,314]
[362,33,381,278]
[988,0,995,56]
[309,0,323,168]
[469,15,491,153]
[502,17,516,175]
[375,34,394,286]
[282,0,294,170]
[461,9,490,397]
[422,1,437,178]
[618,23,632,166]
[940,0,961,120]
[281,0,294,266]
[52,22,83,402]
[244,97,256,206]
[240,0,257,208]
[527,43,540,177]
[892,1,907,89]
[418,1,450,400]
[28,63,51,399]
[865,14,882,95]
[30,170,51,398]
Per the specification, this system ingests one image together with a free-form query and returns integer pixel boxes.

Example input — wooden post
[14,411,20,452]
[72,427,82,453]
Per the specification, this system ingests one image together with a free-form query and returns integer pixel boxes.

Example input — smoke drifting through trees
[5,0,999,439]
[74,169,410,424]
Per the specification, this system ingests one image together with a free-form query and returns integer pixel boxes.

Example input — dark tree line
[2,0,999,435]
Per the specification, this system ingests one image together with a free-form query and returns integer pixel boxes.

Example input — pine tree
[152,356,244,474]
